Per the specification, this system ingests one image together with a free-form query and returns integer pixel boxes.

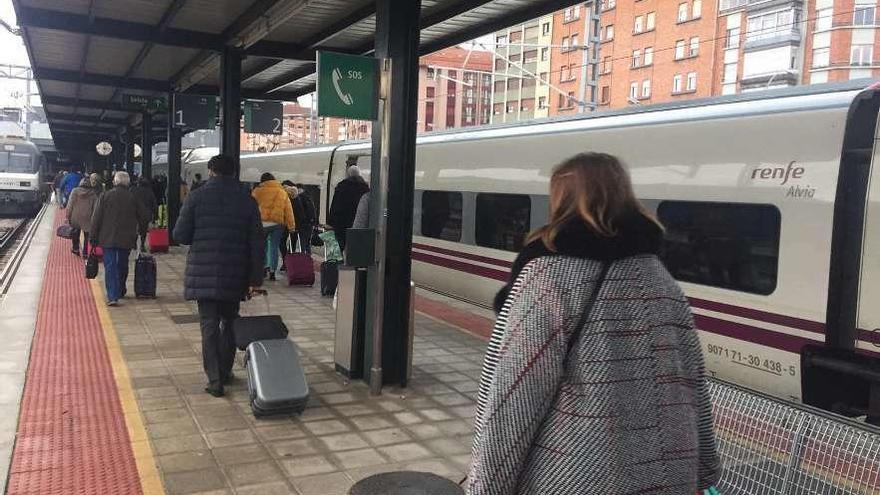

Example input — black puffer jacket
[173,176,265,301]
[328,177,369,248]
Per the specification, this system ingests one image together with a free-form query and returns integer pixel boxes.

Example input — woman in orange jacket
[252,173,295,280]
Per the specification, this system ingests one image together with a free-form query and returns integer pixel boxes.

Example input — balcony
[721,0,798,13]
[743,28,801,52]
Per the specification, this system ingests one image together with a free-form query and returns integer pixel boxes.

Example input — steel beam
[16,6,223,50]
[142,114,153,179]
[35,67,168,91]
[44,96,128,112]
[167,92,182,242]
[220,47,242,176]
[48,112,129,126]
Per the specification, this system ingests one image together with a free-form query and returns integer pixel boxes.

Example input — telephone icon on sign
[332,68,354,106]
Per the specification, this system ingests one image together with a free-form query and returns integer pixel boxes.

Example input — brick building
[803,0,880,85]
[418,46,493,132]
[240,103,372,152]
[550,3,601,116]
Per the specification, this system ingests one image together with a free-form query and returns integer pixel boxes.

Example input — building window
[509,53,521,63]
[678,3,688,23]
[562,36,570,51]
[644,47,654,66]
[506,103,516,113]
[674,40,686,60]
[564,6,580,22]
[426,67,435,79]
[854,4,876,26]
[689,37,700,57]
[851,44,873,66]
[673,74,683,93]
[726,27,740,48]
[559,65,568,82]
[494,80,505,93]
[747,9,796,42]
[604,24,615,41]
[632,49,642,68]
[510,30,523,43]
[542,22,551,36]
[507,78,519,90]
[496,35,507,45]
[539,72,548,82]
[522,77,535,88]
[634,15,644,34]
[687,71,697,91]
[641,79,651,98]
[420,191,462,242]
[571,33,579,49]
[603,0,616,10]
[558,93,567,108]
[524,49,538,63]
[538,96,547,108]
[646,11,656,31]
[693,0,702,19]
[541,47,549,61]
[495,59,506,71]
[601,56,612,74]
[601,85,610,103]
[816,7,832,31]
[723,62,737,82]
[475,194,531,252]
[630,81,639,99]
[657,201,781,295]
[813,47,830,68]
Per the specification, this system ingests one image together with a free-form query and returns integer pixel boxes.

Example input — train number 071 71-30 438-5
[705,343,796,377]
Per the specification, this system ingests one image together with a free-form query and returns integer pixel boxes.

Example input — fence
[710,380,880,495]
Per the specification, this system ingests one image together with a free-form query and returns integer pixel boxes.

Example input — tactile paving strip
[7,213,143,495]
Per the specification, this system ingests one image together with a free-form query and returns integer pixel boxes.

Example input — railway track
[0,205,47,297]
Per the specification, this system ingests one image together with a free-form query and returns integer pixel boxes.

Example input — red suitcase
[148,228,169,253]
[284,237,314,286]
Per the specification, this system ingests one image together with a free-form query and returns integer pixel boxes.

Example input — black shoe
[204,385,225,397]
[269,272,276,281]
[280,265,286,272]
[71,249,80,256]
[222,372,235,385]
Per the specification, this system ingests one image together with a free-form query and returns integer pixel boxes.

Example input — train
[0,133,46,216]
[184,80,880,421]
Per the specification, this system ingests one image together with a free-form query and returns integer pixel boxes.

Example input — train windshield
[0,151,33,173]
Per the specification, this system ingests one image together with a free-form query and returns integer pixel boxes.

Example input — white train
[0,134,46,216]
[186,81,880,420]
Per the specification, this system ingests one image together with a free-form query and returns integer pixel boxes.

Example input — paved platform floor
[107,248,487,495]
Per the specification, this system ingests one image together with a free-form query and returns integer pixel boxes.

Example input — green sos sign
[317,51,378,121]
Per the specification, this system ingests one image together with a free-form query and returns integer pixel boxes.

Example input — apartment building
[550,3,602,116]
[491,18,552,123]
[240,103,371,152]
[418,47,493,133]
[804,0,880,84]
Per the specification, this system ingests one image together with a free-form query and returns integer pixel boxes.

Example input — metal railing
[710,380,880,495]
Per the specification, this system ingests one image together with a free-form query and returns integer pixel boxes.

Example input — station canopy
[12,0,583,158]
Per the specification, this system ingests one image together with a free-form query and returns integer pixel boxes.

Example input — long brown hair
[527,152,661,251]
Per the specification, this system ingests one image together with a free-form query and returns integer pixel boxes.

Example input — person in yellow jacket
[252,173,295,280]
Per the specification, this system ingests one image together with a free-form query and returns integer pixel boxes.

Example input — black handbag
[310,226,324,247]
[85,254,99,279]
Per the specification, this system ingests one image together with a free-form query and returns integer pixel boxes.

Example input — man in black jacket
[131,177,158,252]
[173,155,265,397]
[328,165,369,251]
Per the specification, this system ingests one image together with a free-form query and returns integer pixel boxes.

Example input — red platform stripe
[7,213,143,495]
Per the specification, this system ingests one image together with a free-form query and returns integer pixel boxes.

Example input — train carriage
[0,135,46,217]
[185,80,880,421]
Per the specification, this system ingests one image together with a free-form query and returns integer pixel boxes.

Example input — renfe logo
[751,161,804,185]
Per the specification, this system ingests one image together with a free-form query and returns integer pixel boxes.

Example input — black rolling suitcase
[246,339,310,417]
[234,291,289,350]
[320,261,339,296]
[134,253,157,298]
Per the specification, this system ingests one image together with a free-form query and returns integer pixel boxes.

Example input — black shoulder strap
[566,261,611,357]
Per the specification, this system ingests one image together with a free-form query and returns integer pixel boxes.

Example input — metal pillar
[141,114,152,180]
[220,47,242,177]
[364,0,421,392]
[125,126,135,172]
[167,103,182,242]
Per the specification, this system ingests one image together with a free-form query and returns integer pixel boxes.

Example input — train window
[475,193,531,252]
[657,201,780,295]
[0,152,33,173]
[421,191,462,242]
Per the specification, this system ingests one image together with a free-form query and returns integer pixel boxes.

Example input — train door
[325,150,370,224]
[855,109,880,356]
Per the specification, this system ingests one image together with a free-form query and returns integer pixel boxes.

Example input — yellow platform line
[90,280,166,495]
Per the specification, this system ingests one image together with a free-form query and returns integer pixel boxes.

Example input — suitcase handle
[244,289,271,315]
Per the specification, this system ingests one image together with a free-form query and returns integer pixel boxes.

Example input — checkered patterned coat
[467,255,721,495]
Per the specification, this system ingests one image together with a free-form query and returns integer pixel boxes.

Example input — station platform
[3,206,489,495]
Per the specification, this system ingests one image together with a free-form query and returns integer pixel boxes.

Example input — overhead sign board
[243,100,283,135]
[317,51,378,120]
[123,94,166,113]
[173,94,218,130]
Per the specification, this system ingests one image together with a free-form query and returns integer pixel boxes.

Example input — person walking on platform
[467,153,721,495]
[131,177,158,251]
[294,183,317,255]
[252,173,294,281]
[52,170,66,204]
[60,166,83,208]
[328,165,369,251]
[173,155,264,398]
[91,172,150,306]
[65,177,98,257]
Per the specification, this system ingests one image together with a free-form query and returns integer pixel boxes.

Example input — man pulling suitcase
[173,155,265,397]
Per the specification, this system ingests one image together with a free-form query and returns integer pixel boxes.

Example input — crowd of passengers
[50,152,720,495]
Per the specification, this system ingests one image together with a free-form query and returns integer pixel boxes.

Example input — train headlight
[19,182,30,187]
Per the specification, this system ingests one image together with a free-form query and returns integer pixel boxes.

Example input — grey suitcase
[246,339,310,417]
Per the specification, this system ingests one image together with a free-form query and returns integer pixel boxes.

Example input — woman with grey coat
[467,153,721,495]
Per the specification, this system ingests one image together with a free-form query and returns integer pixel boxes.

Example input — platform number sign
[173,93,218,130]
[244,100,283,135]
[317,51,378,120]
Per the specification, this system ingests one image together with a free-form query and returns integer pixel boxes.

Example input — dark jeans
[279,227,312,261]
[102,248,130,302]
[71,228,90,256]
[197,300,240,387]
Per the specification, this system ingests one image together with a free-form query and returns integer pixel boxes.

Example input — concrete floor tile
[378,442,434,462]
[392,412,422,426]
[137,386,181,399]
[154,434,209,455]
[157,450,217,474]
[298,406,336,422]
[405,423,445,441]
[147,418,200,439]
[212,443,272,466]
[291,472,354,495]
[235,481,297,495]
[144,407,191,424]
[302,419,349,436]
[430,393,473,407]
[330,403,378,418]
[163,468,227,494]
[269,438,319,458]
[320,393,357,405]
[435,419,473,436]
[255,424,308,441]
[426,437,471,456]
[400,458,464,480]
[206,428,257,448]
[332,448,388,470]
[226,461,285,487]
[318,433,369,452]
[139,396,186,411]
[198,414,249,433]
[280,454,338,478]
[361,428,413,447]
[348,415,394,432]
